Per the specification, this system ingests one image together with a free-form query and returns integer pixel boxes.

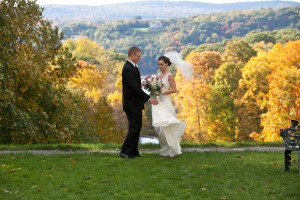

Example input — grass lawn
[0,141,284,151]
[1,150,299,200]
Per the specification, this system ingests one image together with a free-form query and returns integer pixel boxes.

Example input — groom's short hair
[128,46,141,57]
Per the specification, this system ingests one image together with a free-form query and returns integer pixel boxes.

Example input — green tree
[244,31,276,44]
[0,0,82,143]
[208,62,243,142]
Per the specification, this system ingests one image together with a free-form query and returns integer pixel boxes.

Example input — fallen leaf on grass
[31,186,42,192]
[2,189,12,193]
[101,179,112,183]
[68,158,77,164]
[8,168,22,173]
[272,162,278,166]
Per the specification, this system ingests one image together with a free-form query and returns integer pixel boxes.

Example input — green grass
[0,143,119,151]
[0,141,284,151]
[1,151,299,200]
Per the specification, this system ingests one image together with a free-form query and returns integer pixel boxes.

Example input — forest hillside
[42,1,300,22]
[60,6,300,74]
[1,0,300,144]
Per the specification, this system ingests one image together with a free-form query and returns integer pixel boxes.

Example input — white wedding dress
[152,73,186,157]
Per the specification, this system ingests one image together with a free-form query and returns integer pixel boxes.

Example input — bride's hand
[149,98,158,105]
[161,88,167,95]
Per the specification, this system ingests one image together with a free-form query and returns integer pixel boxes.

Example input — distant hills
[42,1,300,23]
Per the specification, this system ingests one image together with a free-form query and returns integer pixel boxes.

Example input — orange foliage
[260,41,300,141]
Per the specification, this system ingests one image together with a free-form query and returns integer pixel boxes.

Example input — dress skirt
[152,94,186,157]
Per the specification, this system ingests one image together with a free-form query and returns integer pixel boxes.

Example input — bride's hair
[157,56,171,66]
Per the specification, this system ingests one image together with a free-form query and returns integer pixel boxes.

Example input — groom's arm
[123,67,150,103]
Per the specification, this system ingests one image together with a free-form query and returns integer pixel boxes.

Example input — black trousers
[120,110,142,157]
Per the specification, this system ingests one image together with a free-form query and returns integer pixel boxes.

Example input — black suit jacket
[122,61,150,113]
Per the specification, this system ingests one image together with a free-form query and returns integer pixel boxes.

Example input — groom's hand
[149,98,158,105]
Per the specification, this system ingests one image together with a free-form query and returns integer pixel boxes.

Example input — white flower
[150,81,157,86]
[151,74,157,79]
[142,73,163,96]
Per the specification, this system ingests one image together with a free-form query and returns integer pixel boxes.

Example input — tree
[222,39,257,64]
[64,37,127,141]
[0,0,83,143]
[67,60,107,103]
[187,51,222,83]
[237,41,300,142]
[260,41,300,141]
[64,37,105,64]
[174,51,222,141]
[235,52,271,140]
[208,62,243,141]
[244,31,276,44]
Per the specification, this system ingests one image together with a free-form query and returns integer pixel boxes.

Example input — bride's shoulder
[167,73,174,79]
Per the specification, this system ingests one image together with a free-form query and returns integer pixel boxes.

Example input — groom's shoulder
[123,61,130,67]
[123,61,134,70]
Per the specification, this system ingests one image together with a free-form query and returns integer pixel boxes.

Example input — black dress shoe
[134,153,140,157]
[119,153,134,159]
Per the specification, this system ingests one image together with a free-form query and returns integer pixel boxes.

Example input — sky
[37,0,300,6]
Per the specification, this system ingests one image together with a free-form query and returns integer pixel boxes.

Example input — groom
[120,46,158,159]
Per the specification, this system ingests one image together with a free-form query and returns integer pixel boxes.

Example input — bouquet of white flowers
[141,74,163,96]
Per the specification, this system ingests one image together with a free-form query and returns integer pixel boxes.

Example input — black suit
[120,61,150,157]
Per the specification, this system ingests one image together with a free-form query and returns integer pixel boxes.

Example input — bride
[152,52,193,157]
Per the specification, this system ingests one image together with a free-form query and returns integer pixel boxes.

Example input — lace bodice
[160,72,171,91]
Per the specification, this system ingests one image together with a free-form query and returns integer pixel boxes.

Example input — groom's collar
[127,59,138,68]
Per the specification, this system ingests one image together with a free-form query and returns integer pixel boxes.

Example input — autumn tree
[235,51,273,141]
[222,39,257,64]
[68,60,107,102]
[64,38,126,142]
[0,0,87,143]
[174,51,222,141]
[236,41,300,142]
[260,41,300,141]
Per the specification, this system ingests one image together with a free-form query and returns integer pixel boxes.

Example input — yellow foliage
[174,53,218,142]
[186,51,221,82]
[107,91,122,107]
[72,37,105,58]
[68,60,108,103]
[249,132,264,142]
